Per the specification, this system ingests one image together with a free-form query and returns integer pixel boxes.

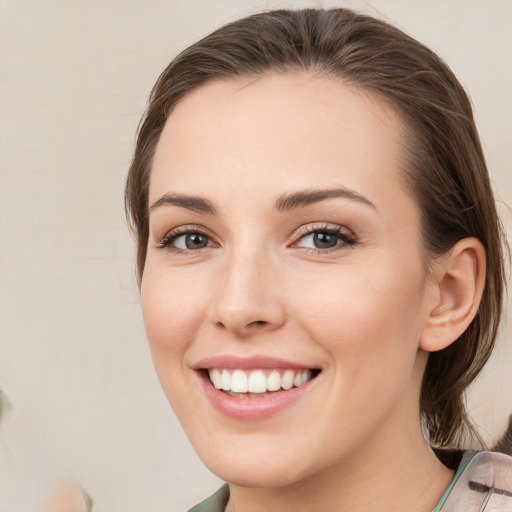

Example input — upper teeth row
[208,368,313,393]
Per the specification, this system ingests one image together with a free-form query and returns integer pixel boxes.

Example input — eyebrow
[274,188,377,212]
[149,193,217,215]
[149,187,377,215]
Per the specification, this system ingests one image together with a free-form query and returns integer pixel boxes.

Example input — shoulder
[440,451,512,511]
[187,484,230,512]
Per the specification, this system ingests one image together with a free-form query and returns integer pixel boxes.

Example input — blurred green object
[84,490,94,512]
[0,388,95,510]
[0,387,12,424]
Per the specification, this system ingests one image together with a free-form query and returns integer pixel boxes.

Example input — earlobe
[420,238,486,353]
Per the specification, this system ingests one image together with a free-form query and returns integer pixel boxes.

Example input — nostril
[249,320,268,327]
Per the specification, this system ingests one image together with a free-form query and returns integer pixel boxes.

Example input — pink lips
[194,355,319,420]
[195,354,312,371]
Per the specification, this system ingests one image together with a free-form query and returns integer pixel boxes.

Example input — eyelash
[156,224,357,255]
[156,227,213,255]
[293,224,357,254]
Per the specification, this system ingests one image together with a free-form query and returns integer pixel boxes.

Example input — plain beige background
[1,1,511,511]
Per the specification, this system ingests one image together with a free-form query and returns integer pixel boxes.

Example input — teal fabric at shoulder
[432,451,477,512]
[438,451,512,511]
[187,484,229,512]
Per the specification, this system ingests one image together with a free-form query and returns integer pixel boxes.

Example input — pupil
[314,232,337,248]
[186,233,207,249]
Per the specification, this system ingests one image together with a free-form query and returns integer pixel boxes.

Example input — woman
[125,8,512,512]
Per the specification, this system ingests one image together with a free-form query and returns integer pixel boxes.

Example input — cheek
[289,257,427,375]
[141,268,206,370]
[140,267,212,423]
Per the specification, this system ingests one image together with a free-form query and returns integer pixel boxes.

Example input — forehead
[150,72,410,212]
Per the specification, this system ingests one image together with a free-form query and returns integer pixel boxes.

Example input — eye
[173,232,210,250]
[293,225,356,253]
[156,227,215,253]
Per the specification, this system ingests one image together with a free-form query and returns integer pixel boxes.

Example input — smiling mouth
[205,368,321,397]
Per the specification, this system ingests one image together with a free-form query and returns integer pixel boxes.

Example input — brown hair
[125,8,506,448]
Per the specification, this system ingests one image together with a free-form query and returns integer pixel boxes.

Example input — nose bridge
[209,241,285,336]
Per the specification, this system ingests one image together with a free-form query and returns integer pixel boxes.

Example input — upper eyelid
[292,223,356,243]
[156,224,215,241]
[156,222,350,238]
[293,223,353,236]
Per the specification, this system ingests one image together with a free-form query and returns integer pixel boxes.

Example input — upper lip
[194,355,320,371]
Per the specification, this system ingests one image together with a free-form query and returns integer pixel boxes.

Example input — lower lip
[198,371,316,420]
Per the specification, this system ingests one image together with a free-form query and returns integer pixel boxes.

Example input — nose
[208,247,286,338]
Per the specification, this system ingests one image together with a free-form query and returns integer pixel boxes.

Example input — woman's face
[142,73,437,487]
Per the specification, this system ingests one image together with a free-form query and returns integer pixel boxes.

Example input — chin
[190,431,327,489]
[204,456,308,489]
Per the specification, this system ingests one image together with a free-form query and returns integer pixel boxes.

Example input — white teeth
[281,370,294,390]
[301,369,312,385]
[207,368,316,394]
[211,368,222,389]
[248,370,267,393]
[267,370,281,391]
[221,369,231,391]
[231,369,248,392]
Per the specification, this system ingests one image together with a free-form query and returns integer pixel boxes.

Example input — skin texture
[142,73,485,512]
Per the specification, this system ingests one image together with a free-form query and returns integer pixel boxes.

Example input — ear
[420,238,486,353]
